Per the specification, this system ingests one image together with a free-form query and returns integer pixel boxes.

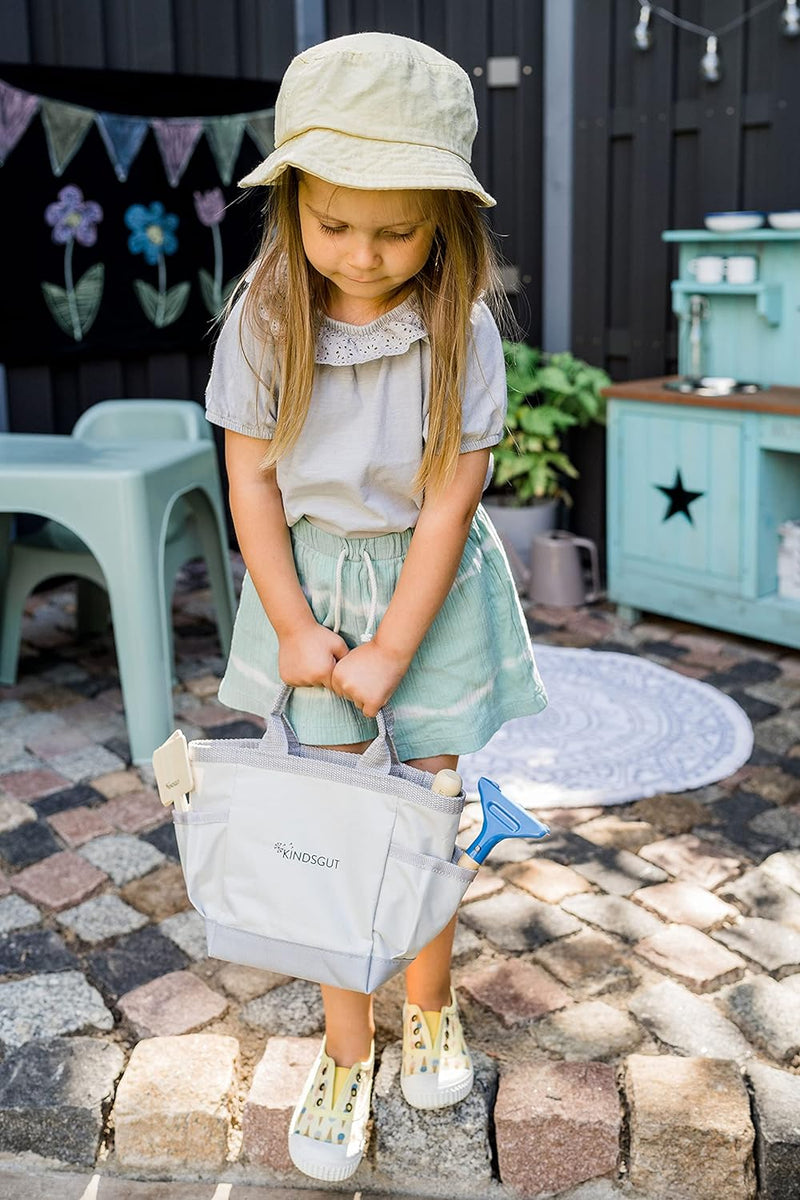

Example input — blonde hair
[236,169,509,496]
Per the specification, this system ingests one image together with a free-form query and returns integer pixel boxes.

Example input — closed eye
[319,223,347,236]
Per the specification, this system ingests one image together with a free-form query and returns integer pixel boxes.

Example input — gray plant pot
[482,497,559,560]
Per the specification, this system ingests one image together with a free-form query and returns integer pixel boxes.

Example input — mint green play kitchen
[605,223,800,651]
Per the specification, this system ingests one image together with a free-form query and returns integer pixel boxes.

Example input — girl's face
[297,174,435,320]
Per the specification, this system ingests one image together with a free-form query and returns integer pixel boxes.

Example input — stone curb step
[3,1032,799,1199]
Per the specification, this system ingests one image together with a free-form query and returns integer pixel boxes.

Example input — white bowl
[767,211,800,230]
[704,211,765,232]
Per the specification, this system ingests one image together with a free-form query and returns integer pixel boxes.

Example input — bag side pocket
[172,806,231,921]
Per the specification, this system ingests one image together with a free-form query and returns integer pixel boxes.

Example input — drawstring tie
[332,546,378,643]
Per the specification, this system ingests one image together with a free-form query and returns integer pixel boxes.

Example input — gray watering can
[529,531,601,607]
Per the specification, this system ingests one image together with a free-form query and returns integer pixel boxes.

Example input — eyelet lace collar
[315,296,427,366]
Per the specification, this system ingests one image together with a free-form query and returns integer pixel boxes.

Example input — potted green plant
[483,341,611,557]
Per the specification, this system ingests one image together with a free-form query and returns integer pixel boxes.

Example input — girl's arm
[225,430,349,688]
[330,447,490,717]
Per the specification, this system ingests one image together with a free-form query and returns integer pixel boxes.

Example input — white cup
[688,255,725,283]
[725,255,758,284]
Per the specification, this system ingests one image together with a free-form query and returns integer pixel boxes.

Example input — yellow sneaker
[401,987,474,1109]
[288,1037,374,1181]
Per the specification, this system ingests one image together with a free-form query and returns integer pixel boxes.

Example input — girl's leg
[403,753,459,1008]
[309,739,376,1067]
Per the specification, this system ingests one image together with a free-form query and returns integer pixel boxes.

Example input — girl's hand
[330,641,407,718]
[278,621,350,689]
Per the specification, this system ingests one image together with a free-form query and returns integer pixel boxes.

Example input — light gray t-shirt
[205,291,507,538]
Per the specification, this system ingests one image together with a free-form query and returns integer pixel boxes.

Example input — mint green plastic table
[0,431,235,764]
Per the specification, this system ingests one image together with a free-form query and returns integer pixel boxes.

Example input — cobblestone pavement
[0,557,798,1199]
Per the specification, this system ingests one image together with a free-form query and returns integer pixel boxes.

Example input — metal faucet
[687,294,710,379]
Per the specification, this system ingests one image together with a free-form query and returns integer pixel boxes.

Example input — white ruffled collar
[315,296,427,366]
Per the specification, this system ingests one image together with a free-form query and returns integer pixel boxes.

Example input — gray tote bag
[155,685,476,993]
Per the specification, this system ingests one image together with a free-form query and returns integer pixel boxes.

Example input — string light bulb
[781,1,800,36]
[633,3,654,50]
[700,35,722,82]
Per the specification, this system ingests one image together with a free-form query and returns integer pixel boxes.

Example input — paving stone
[102,789,167,833]
[0,768,69,802]
[720,976,800,1062]
[78,833,165,885]
[536,805,604,830]
[113,1034,239,1169]
[625,1054,755,1200]
[0,929,78,975]
[572,846,668,896]
[213,961,291,1003]
[697,791,783,859]
[24,726,93,761]
[638,834,741,889]
[458,889,581,951]
[533,928,641,995]
[714,916,800,974]
[88,926,190,999]
[0,820,63,868]
[139,820,179,861]
[735,763,800,804]
[159,909,207,960]
[706,657,782,687]
[762,849,800,894]
[242,1036,320,1172]
[562,892,662,942]
[460,868,505,904]
[755,711,800,755]
[90,769,142,798]
[0,971,113,1046]
[12,851,107,910]
[628,979,753,1063]
[45,745,125,783]
[730,688,781,723]
[747,1061,800,1200]
[118,969,228,1037]
[534,999,642,1061]
[495,1060,620,1196]
[718,867,800,932]
[571,815,658,851]
[371,1041,498,1195]
[457,959,572,1026]
[0,869,10,898]
[0,1036,124,1165]
[749,804,800,849]
[451,920,484,962]
[120,861,189,920]
[635,924,746,992]
[56,894,149,943]
[501,857,593,903]
[0,893,40,934]
[31,783,105,817]
[631,881,738,930]
[0,796,36,833]
[242,978,325,1036]
[47,804,115,848]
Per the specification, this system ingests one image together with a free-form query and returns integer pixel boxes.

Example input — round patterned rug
[459,645,754,809]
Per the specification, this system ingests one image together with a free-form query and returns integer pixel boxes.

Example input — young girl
[205,31,547,1182]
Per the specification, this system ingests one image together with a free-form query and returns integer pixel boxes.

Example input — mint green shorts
[218,505,547,760]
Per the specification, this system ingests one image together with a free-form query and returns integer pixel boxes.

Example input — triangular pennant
[0,80,39,164]
[205,114,246,185]
[151,118,203,187]
[40,99,94,176]
[246,110,275,158]
[95,112,149,182]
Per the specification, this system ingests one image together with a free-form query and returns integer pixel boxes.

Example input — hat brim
[238,128,495,207]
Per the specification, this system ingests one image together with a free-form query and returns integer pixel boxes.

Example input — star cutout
[655,469,705,524]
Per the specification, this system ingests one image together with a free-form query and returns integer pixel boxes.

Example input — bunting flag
[95,113,149,182]
[205,113,247,186]
[40,98,95,176]
[0,79,39,164]
[151,118,204,188]
[0,79,274,185]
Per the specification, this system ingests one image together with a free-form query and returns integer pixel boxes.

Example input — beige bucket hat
[238,32,495,206]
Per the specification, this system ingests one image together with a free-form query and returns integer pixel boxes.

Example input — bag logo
[273,841,340,870]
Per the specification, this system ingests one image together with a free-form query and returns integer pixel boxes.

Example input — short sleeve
[205,288,278,440]
[460,301,507,453]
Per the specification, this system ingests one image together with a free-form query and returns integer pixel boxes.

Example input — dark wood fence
[569,0,800,567]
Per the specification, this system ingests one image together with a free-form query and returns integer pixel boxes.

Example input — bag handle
[261,682,400,773]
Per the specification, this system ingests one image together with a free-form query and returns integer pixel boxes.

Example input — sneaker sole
[400,1068,474,1110]
[288,1137,363,1181]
